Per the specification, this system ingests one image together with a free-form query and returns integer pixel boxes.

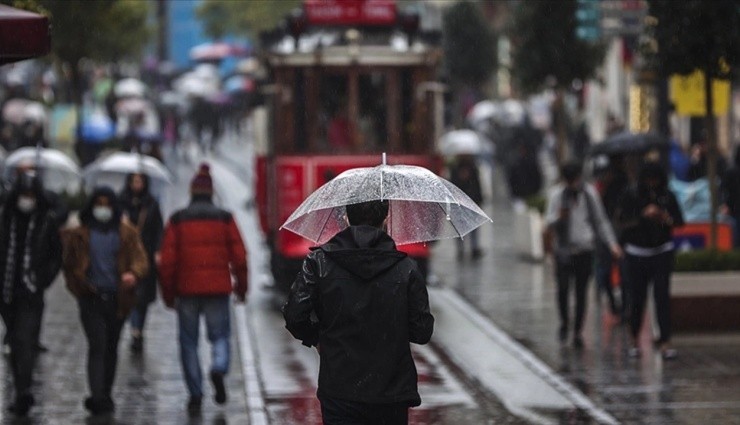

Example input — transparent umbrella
[83,151,172,186]
[281,157,491,245]
[439,129,493,156]
[4,146,81,192]
[114,78,147,98]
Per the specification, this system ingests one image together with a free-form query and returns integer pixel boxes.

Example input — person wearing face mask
[0,171,62,416]
[544,162,623,349]
[61,186,148,415]
[616,162,684,360]
[119,173,164,355]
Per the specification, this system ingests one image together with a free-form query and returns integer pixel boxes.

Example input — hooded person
[158,163,248,415]
[283,199,435,425]
[119,173,164,354]
[0,170,62,416]
[61,186,148,415]
[617,161,684,359]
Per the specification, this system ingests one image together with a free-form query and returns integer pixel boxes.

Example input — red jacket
[158,199,248,306]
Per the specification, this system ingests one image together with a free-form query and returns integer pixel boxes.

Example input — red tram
[254,0,445,294]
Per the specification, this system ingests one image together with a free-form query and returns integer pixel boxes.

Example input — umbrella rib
[315,207,338,244]
[435,201,464,238]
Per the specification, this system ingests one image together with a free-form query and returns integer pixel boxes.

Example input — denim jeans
[177,295,231,398]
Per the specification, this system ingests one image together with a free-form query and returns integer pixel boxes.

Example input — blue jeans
[176,296,231,398]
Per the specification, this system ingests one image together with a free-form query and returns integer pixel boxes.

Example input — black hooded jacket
[283,225,434,406]
[617,163,684,248]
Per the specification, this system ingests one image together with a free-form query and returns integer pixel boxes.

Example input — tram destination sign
[304,0,397,27]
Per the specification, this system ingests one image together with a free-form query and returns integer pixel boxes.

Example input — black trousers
[626,251,674,343]
[319,394,409,425]
[1,295,44,397]
[555,251,594,335]
[79,294,125,401]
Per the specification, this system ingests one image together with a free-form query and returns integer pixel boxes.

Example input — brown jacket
[61,222,149,318]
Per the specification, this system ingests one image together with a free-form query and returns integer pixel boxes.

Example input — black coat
[0,196,62,304]
[617,185,684,248]
[119,192,163,304]
[283,225,434,406]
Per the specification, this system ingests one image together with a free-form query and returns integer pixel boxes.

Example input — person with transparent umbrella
[281,157,490,424]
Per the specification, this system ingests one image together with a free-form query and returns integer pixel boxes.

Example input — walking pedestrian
[283,199,435,425]
[0,171,62,416]
[449,154,484,259]
[158,163,248,416]
[616,162,684,359]
[544,162,622,348]
[61,186,149,415]
[119,173,164,354]
[593,156,629,320]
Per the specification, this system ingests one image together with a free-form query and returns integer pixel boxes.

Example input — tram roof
[262,30,441,68]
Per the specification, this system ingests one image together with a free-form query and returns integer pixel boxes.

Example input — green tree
[649,0,740,249]
[443,1,497,89]
[197,0,302,40]
[509,0,604,162]
[44,0,150,104]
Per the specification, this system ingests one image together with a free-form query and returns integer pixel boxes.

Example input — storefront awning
[0,4,50,65]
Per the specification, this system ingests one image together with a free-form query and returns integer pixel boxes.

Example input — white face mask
[17,196,37,213]
[93,206,113,223]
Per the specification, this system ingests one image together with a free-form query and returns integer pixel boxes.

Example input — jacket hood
[319,225,406,280]
[80,186,122,229]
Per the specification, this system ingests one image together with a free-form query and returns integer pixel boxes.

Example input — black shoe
[9,394,34,417]
[84,397,113,416]
[130,335,143,354]
[471,249,484,259]
[187,396,202,416]
[35,342,48,353]
[558,326,568,343]
[210,371,227,404]
[572,336,584,350]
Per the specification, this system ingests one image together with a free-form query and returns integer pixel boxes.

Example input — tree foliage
[509,0,604,94]
[197,0,302,39]
[7,0,152,67]
[648,0,740,79]
[442,1,497,87]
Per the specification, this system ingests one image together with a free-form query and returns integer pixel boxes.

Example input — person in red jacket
[158,163,248,416]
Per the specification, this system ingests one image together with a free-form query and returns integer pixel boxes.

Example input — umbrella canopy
[83,151,172,186]
[5,147,80,175]
[23,101,48,125]
[589,132,669,156]
[0,5,50,65]
[439,129,493,156]
[114,78,147,98]
[499,99,526,127]
[80,112,116,143]
[4,147,81,192]
[189,42,248,62]
[2,98,30,125]
[467,100,500,125]
[281,162,491,245]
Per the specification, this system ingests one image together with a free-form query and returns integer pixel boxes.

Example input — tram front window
[317,71,387,154]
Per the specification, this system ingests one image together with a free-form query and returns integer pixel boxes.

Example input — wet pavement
[2,128,740,424]
[431,165,740,424]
